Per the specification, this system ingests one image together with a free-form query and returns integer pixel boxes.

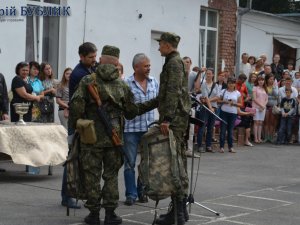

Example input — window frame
[25,0,62,78]
[199,8,219,74]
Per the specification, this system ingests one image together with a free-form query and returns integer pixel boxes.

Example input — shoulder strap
[200,73,205,86]
[221,89,226,99]
[208,82,216,97]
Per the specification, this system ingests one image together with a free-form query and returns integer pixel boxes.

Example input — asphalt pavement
[1,143,300,225]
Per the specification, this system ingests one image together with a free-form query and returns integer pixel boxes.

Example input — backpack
[138,125,188,202]
[66,132,87,204]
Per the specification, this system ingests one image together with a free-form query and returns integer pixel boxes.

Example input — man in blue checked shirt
[123,53,159,206]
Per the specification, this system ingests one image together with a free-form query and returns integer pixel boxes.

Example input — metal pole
[235,0,252,77]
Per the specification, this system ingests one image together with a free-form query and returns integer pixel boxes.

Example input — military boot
[175,199,185,225]
[182,197,189,222]
[104,208,122,225]
[156,198,185,225]
[84,211,100,225]
[157,199,174,221]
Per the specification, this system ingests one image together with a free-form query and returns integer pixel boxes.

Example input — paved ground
[1,143,300,225]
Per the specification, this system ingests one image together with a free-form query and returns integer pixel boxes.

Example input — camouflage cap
[156,32,181,46]
[101,45,120,58]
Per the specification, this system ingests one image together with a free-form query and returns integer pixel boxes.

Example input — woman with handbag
[264,74,279,142]
[39,62,57,175]
[56,68,72,129]
[28,61,45,122]
[219,78,242,153]
[252,76,268,143]
[39,62,57,123]
[196,68,219,153]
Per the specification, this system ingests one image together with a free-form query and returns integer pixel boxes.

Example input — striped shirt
[124,74,159,132]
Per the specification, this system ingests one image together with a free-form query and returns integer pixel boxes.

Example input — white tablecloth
[0,122,68,166]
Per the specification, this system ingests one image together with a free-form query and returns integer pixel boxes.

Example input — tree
[239,0,300,13]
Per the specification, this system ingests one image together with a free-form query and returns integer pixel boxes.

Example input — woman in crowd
[235,74,253,147]
[11,62,43,174]
[56,68,72,129]
[117,63,125,80]
[10,62,42,122]
[28,61,44,122]
[253,57,264,75]
[216,71,227,92]
[39,62,57,123]
[264,74,279,142]
[252,76,268,143]
[196,68,219,153]
[286,63,296,79]
[248,56,256,71]
[39,62,57,175]
[219,77,242,153]
[245,72,257,102]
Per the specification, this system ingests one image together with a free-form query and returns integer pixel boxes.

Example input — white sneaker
[185,150,200,158]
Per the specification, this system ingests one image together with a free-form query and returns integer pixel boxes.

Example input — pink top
[252,86,268,109]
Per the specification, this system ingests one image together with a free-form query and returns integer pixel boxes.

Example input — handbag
[39,99,54,114]
[272,105,281,115]
[245,107,256,115]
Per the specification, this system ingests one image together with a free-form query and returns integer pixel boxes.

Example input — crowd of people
[1,36,299,225]
[183,52,300,157]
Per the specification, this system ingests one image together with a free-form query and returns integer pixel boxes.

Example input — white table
[0,122,68,167]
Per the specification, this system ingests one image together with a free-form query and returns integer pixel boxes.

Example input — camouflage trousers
[172,129,189,199]
[80,144,123,212]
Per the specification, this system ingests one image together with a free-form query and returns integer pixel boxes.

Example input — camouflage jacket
[141,51,191,132]
[69,64,139,148]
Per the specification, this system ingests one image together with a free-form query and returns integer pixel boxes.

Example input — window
[25,0,61,77]
[199,8,218,71]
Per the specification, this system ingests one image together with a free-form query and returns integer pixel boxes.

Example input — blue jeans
[197,110,216,148]
[219,110,237,148]
[123,132,146,200]
[277,116,293,144]
[61,165,67,200]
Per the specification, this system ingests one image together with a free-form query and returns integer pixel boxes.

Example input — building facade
[1,0,238,87]
[240,10,300,69]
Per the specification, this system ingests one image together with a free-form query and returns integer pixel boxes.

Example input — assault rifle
[87,83,134,169]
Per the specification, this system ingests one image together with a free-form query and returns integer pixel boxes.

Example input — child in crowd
[276,88,296,145]
[252,76,268,143]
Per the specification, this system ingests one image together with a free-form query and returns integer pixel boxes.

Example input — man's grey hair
[132,53,149,69]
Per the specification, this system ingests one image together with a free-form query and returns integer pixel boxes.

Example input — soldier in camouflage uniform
[156,32,191,225]
[69,45,140,225]
[139,32,191,225]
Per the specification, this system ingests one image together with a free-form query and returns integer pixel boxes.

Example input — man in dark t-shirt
[61,42,98,209]
[69,42,98,101]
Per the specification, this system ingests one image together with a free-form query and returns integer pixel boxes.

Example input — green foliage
[239,0,300,13]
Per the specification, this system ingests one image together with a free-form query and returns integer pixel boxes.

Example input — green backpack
[66,132,87,207]
[138,125,188,202]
